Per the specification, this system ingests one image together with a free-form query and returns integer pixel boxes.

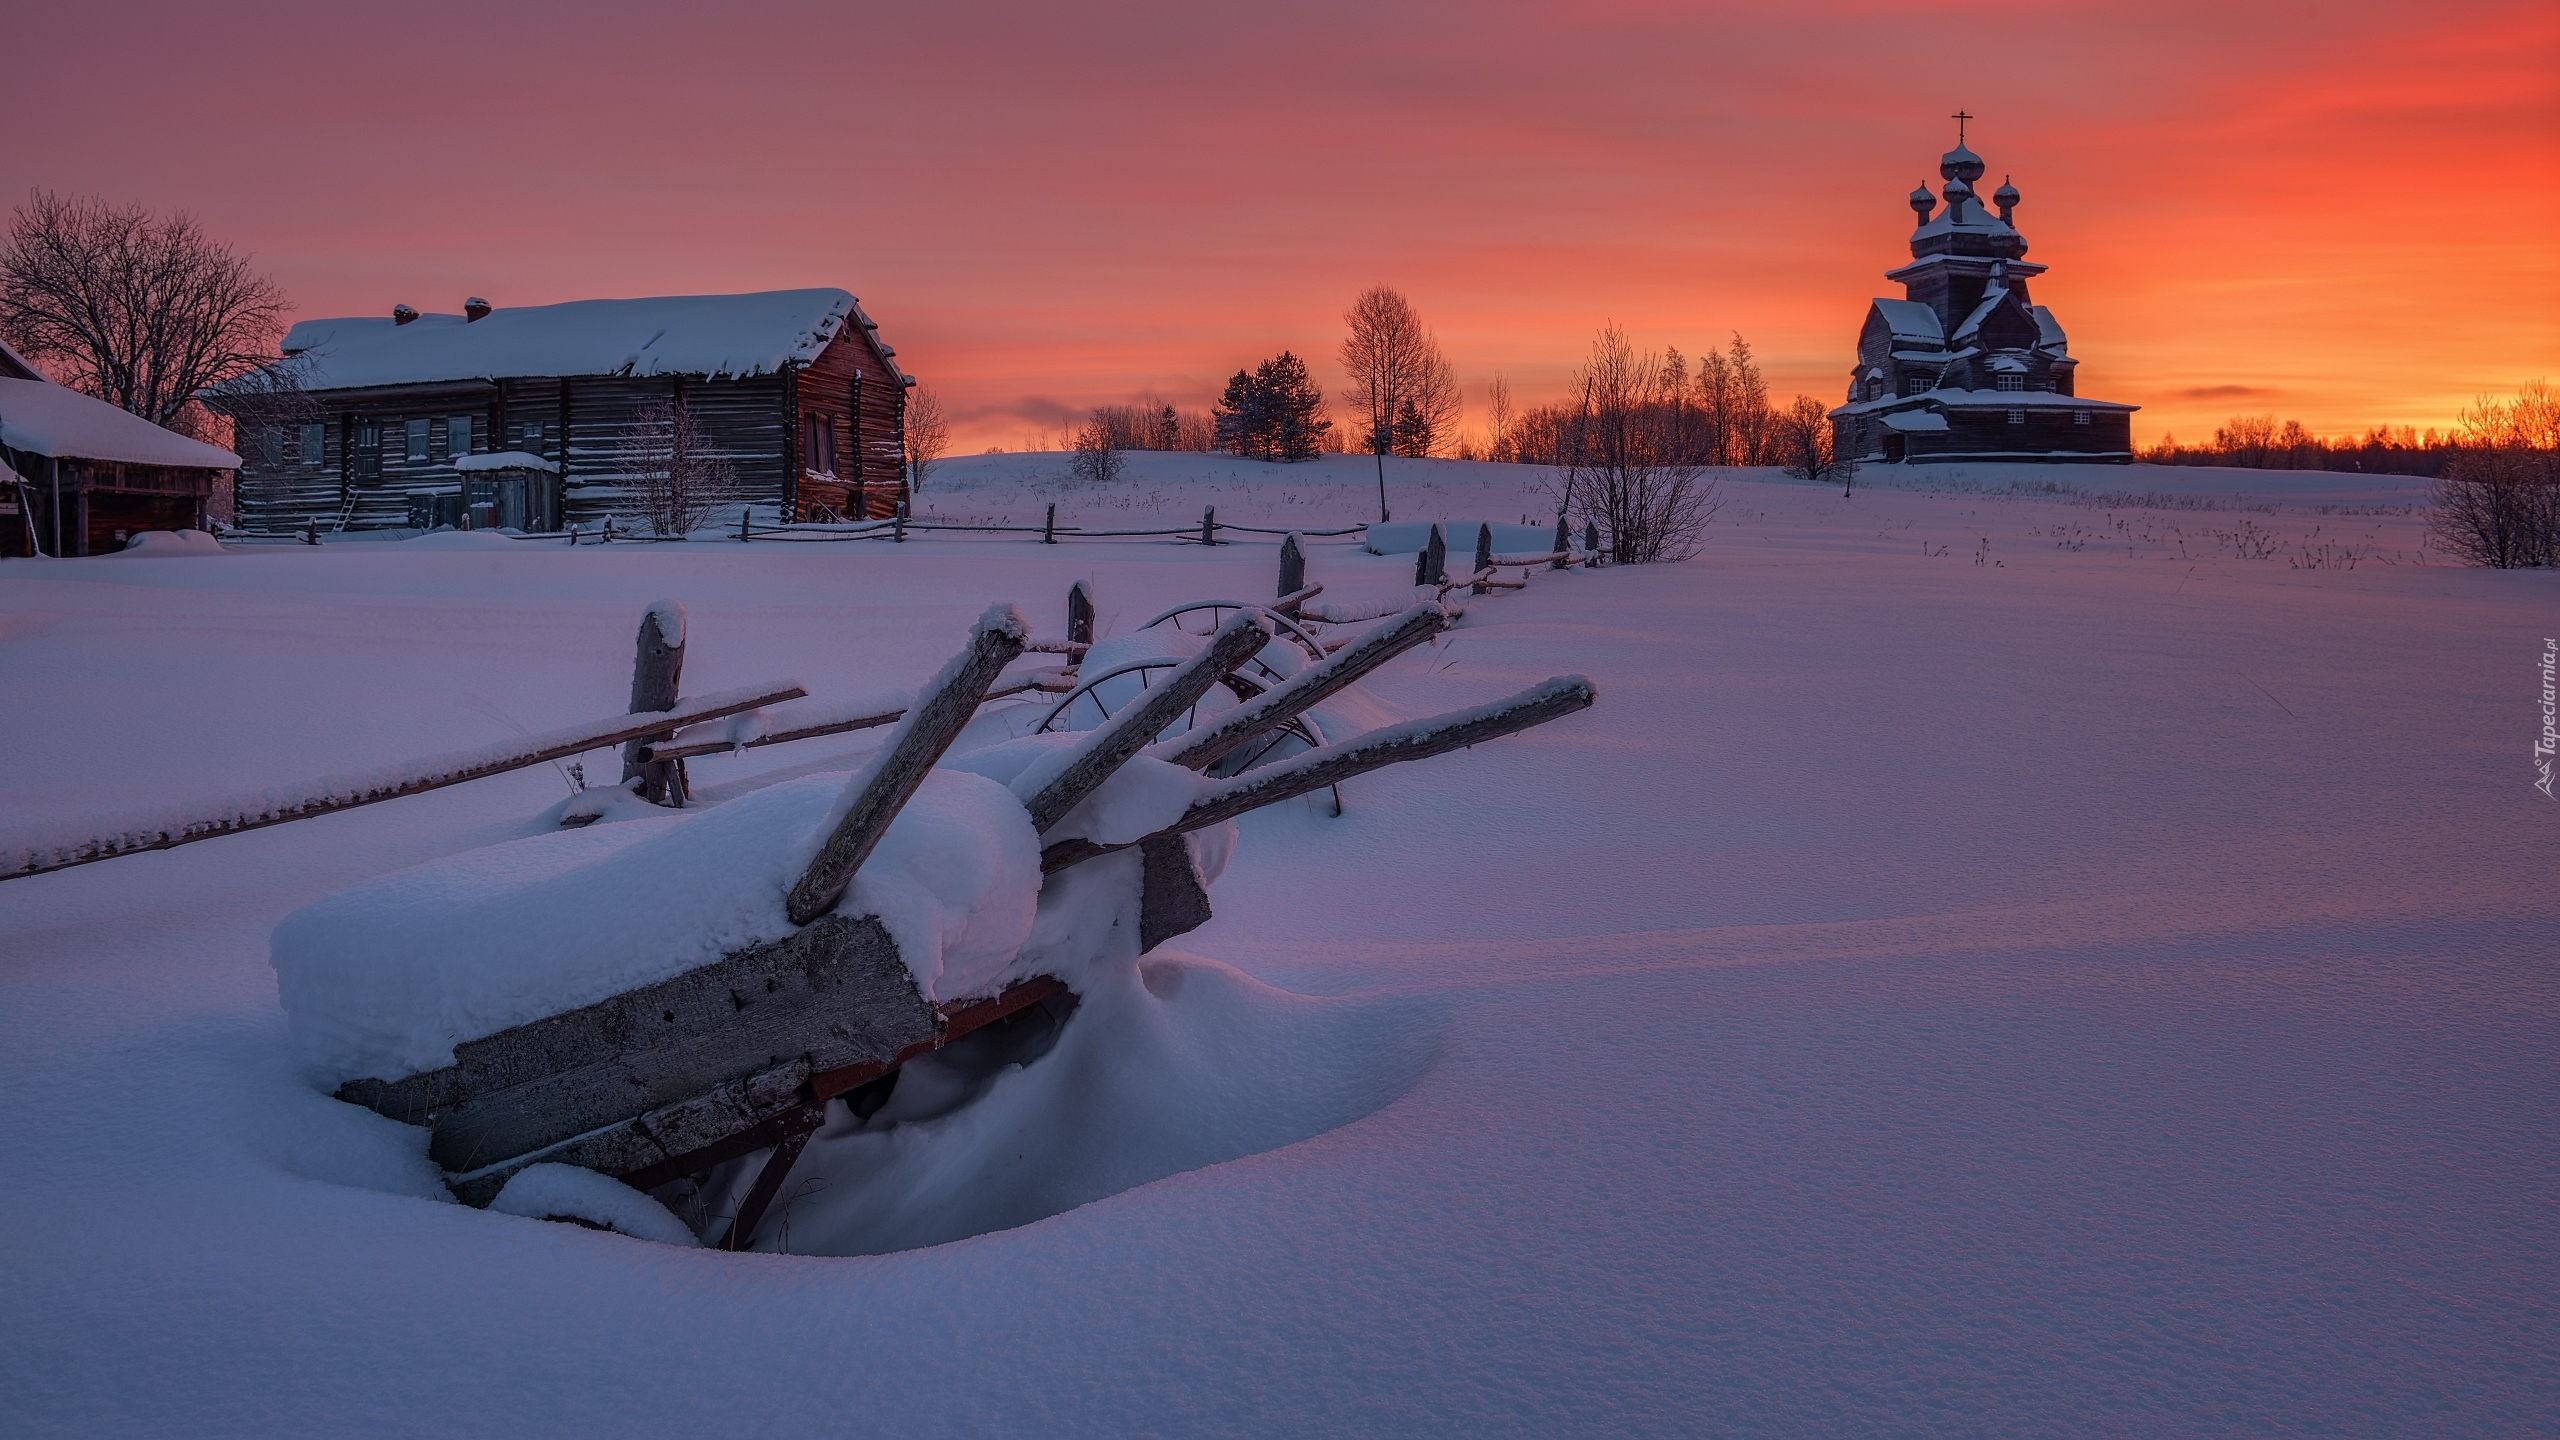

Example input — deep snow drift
[1,454,2552,1436]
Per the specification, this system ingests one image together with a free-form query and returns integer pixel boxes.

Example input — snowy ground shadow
[693,951,1446,1257]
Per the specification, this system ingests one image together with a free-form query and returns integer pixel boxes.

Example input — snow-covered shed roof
[280,289,893,391]
[0,375,240,469]
[1869,299,1944,347]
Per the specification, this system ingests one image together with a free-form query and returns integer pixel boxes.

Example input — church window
[2006,409,2026,425]
[1906,377,1932,396]
[1996,373,2025,392]
[2074,411,2091,425]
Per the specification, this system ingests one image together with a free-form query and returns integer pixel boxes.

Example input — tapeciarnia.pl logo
[2537,637,2556,800]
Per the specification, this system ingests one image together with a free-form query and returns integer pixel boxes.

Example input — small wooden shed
[0,340,241,558]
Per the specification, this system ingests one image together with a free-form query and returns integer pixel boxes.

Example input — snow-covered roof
[453,450,561,474]
[280,289,895,391]
[0,336,43,382]
[2032,306,2068,352]
[1830,388,2138,420]
[0,376,240,469]
[1912,199,2020,245]
[1882,411,1950,433]
[1951,287,2007,344]
[1869,299,1944,346]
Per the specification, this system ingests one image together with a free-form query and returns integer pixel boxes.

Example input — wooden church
[1829,132,2137,464]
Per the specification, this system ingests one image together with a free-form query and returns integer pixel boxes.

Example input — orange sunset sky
[7,0,2555,453]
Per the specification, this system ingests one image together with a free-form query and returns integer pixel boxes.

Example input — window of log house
[405,418,430,462]
[447,415,472,459]
[805,414,836,476]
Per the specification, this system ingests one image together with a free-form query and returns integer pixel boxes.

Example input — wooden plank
[3,681,805,883]
[621,605,686,803]
[805,974,1067,1102]
[717,1126,817,1251]
[1043,675,1598,873]
[637,672,1064,765]
[442,1058,817,1207]
[787,606,1031,925]
[1020,609,1272,834]
[1138,834,1214,953]
[410,913,936,1173]
[1156,602,1445,771]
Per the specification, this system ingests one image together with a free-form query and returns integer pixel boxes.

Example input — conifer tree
[1213,368,1270,457]
[1257,351,1331,462]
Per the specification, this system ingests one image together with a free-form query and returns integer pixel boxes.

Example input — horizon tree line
[6,191,2549,568]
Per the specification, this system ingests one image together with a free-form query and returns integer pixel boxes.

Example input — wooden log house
[232,289,914,534]
[1828,134,2137,464]
[0,339,240,557]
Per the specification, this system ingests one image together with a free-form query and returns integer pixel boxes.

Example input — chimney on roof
[463,297,492,323]
[392,304,419,326]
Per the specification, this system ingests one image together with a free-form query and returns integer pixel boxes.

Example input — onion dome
[1992,176,2020,210]
[1908,182,1936,221]
[1939,143,1985,183]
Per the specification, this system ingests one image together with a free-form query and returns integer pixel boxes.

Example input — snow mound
[489,1164,700,1246]
[115,529,227,557]
[272,768,1040,1084]
[720,944,1442,1256]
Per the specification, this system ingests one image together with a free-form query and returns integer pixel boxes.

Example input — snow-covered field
[3,454,2552,1436]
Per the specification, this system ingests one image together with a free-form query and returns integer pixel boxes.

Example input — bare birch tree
[0,191,289,437]
[1339,285,1461,458]
[618,396,739,538]
[1485,374,1516,462]
[1557,325,1720,563]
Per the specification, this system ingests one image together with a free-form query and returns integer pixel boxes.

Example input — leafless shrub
[2427,382,2559,568]
[1069,415,1126,485]
[0,190,288,433]
[1556,325,1720,563]
[617,396,739,537]
[1776,394,1858,494]
[903,387,950,491]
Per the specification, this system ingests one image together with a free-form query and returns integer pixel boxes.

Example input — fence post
[1414,544,1428,587]
[1426,523,1447,586]
[1044,503,1057,545]
[622,603,688,806]
[1201,505,1217,546]
[894,500,907,543]
[1551,510,1570,570]
[302,517,319,546]
[740,505,752,543]
[1278,532,1304,597]
[1472,524,1493,595]
[1068,579,1095,647]
[1583,519,1601,567]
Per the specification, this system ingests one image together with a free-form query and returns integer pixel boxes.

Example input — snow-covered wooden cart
[306,599,1591,1248]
